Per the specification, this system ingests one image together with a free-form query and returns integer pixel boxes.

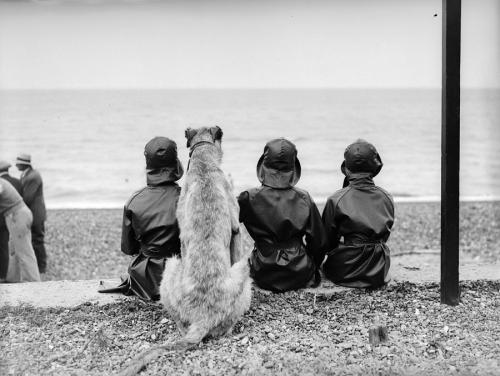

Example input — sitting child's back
[322,139,394,288]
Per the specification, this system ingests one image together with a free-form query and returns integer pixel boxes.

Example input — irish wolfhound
[118,126,251,376]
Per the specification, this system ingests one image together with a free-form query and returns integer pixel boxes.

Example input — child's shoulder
[238,186,265,203]
[326,186,351,206]
[291,186,313,202]
[242,186,263,197]
[125,187,149,208]
[374,185,394,204]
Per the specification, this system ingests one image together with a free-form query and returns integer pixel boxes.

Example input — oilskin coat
[238,138,327,292]
[238,188,327,292]
[322,172,394,288]
[102,170,182,301]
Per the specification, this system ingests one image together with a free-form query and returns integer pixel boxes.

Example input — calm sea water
[0,89,498,208]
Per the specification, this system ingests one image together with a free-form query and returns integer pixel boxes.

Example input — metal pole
[441,0,461,305]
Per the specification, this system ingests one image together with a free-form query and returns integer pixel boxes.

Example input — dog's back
[160,126,251,343]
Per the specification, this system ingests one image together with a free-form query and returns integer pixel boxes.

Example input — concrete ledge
[303,252,500,295]
[1,252,498,308]
[0,279,131,308]
[389,251,500,283]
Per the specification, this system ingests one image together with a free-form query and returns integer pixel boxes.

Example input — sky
[0,0,498,89]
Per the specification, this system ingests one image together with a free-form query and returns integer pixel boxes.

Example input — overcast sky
[0,0,498,89]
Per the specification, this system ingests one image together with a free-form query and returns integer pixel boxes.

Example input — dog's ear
[210,126,223,142]
[185,128,198,147]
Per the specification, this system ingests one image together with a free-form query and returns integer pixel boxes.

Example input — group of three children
[100,136,394,301]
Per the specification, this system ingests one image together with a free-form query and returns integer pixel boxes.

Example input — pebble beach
[1,201,499,376]
[40,201,499,281]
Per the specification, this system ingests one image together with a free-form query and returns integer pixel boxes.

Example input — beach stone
[369,325,388,346]
[264,361,274,369]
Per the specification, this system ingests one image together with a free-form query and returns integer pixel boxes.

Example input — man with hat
[0,160,23,282]
[322,139,395,289]
[237,138,327,292]
[16,153,47,273]
[99,136,184,301]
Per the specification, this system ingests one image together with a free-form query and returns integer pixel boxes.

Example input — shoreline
[44,196,500,210]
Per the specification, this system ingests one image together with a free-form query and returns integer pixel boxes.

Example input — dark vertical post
[441,0,461,305]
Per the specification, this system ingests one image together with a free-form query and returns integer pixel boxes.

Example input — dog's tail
[116,322,209,376]
[227,257,251,294]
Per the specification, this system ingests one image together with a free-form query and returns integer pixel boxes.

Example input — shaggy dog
[118,126,251,376]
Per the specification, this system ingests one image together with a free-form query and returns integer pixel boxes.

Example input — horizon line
[1,86,499,91]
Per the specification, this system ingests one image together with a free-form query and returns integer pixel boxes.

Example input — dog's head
[185,126,223,149]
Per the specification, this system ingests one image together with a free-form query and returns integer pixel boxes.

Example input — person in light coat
[0,160,23,282]
[0,178,40,282]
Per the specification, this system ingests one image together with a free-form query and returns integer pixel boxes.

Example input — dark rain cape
[238,186,327,292]
[99,169,182,301]
[322,173,394,288]
[238,138,328,292]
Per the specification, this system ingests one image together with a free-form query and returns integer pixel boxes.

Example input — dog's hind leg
[209,321,235,339]
[181,321,210,346]
[172,318,189,336]
[226,259,251,298]
[159,256,188,336]
[159,256,181,307]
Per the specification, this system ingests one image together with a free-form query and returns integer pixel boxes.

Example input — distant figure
[0,161,23,282]
[322,139,395,289]
[99,137,183,301]
[238,138,327,292]
[16,153,47,273]
[0,178,41,282]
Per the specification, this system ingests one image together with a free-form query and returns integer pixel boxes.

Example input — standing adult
[0,161,23,282]
[99,137,184,301]
[0,178,40,282]
[16,153,47,273]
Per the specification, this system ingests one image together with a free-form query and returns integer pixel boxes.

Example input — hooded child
[238,138,327,292]
[99,137,184,301]
[322,139,395,289]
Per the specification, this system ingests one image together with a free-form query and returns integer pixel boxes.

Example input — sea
[0,88,499,209]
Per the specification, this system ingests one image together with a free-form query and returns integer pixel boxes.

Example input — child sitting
[322,139,394,288]
[99,137,183,301]
[238,138,327,292]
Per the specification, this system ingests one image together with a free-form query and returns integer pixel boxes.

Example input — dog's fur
[118,126,251,376]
